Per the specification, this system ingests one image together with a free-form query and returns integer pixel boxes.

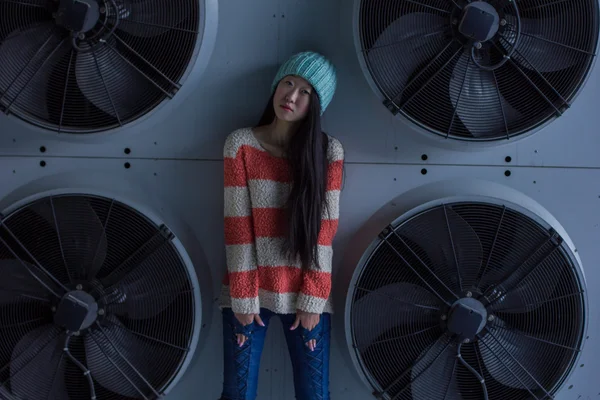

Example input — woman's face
[273,75,313,123]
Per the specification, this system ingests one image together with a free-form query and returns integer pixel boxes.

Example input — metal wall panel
[0,0,598,399]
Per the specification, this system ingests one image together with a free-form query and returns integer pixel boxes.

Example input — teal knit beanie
[271,51,337,115]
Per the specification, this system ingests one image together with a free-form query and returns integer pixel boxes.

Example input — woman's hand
[234,313,264,347]
[290,311,320,351]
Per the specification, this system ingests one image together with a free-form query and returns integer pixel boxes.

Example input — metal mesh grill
[0,194,198,399]
[0,0,201,133]
[356,0,599,141]
[348,202,586,400]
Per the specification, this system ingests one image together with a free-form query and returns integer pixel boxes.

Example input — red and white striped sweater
[219,127,344,315]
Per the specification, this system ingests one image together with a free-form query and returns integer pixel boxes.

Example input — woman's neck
[265,117,299,148]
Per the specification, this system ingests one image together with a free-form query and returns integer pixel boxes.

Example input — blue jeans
[220,307,331,400]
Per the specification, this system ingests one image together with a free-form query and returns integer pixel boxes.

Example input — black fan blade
[0,259,53,304]
[0,22,65,118]
[400,206,483,293]
[352,283,440,348]
[33,197,108,281]
[85,316,168,398]
[367,13,447,96]
[449,53,521,137]
[113,0,188,37]
[75,38,146,119]
[10,325,66,400]
[411,338,461,400]
[488,261,561,314]
[503,17,577,73]
[106,254,186,320]
[478,317,546,390]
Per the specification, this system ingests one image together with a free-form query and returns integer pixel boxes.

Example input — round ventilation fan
[346,200,586,399]
[354,0,599,141]
[0,0,211,133]
[0,194,201,399]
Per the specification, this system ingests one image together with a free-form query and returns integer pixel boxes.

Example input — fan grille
[348,201,586,400]
[0,0,201,133]
[356,0,599,141]
[0,194,198,399]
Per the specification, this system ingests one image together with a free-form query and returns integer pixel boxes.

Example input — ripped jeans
[219,307,331,400]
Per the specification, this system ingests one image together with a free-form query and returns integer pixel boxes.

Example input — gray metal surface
[0,0,598,399]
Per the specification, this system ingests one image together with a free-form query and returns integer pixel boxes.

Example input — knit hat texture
[271,51,337,115]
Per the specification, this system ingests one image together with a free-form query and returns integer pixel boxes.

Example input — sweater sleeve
[296,137,344,314]
[223,133,260,314]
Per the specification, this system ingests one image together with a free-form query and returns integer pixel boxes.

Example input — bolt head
[98,308,105,316]
[74,331,80,336]
[500,19,507,26]
[452,18,458,25]
[100,6,106,13]
[466,291,473,297]
[76,284,83,290]
[488,315,495,322]
[474,42,482,49]
[464,338,471,343]
[78,33,85,40]
[51,306,56,312]
[441,314,447,321]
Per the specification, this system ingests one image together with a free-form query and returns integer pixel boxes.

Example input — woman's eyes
[284,81,310,95]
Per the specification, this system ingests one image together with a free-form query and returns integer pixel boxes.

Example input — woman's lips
[280,105,293,112]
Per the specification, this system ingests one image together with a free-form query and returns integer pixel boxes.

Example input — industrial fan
[0,0,202,133]
[346,201,586,400]
[0,194,200,399]
[355,0,599,140]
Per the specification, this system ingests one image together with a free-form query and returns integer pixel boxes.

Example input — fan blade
[113,0,189,38]
[85,316,174,398]
[106,245,187,320]
[400,206,483,292]
[352,283,440,348]
[0,259,52,304]
[367,13,447,96]
[489,260,562,314]
[449,53,521,137]
[32,196,108,282]
[11,325,66,400]
[503,17,577,73]
[0,22,65,119]
[478,319,547,390]
[75,38,147,119]
[411,338,461,400]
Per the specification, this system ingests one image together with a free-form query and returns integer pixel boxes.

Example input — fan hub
[54,0,100,33]
[458,2,500,42]
[446,297,487,342]
[54,290,99,331]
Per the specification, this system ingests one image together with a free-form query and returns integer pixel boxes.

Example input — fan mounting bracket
[159,224,175,240]
[383,99,400,115]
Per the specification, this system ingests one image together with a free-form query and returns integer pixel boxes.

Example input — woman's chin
[274,109,300,123]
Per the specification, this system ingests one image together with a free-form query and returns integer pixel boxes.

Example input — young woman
[219,51,344,400]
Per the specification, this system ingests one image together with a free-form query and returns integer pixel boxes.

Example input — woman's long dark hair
[257,91,329,270]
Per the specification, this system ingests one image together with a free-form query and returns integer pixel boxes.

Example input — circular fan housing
[0,0,217,134]
[0,193,201,399]
[353,0,599,141]
[344,184,587,400]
